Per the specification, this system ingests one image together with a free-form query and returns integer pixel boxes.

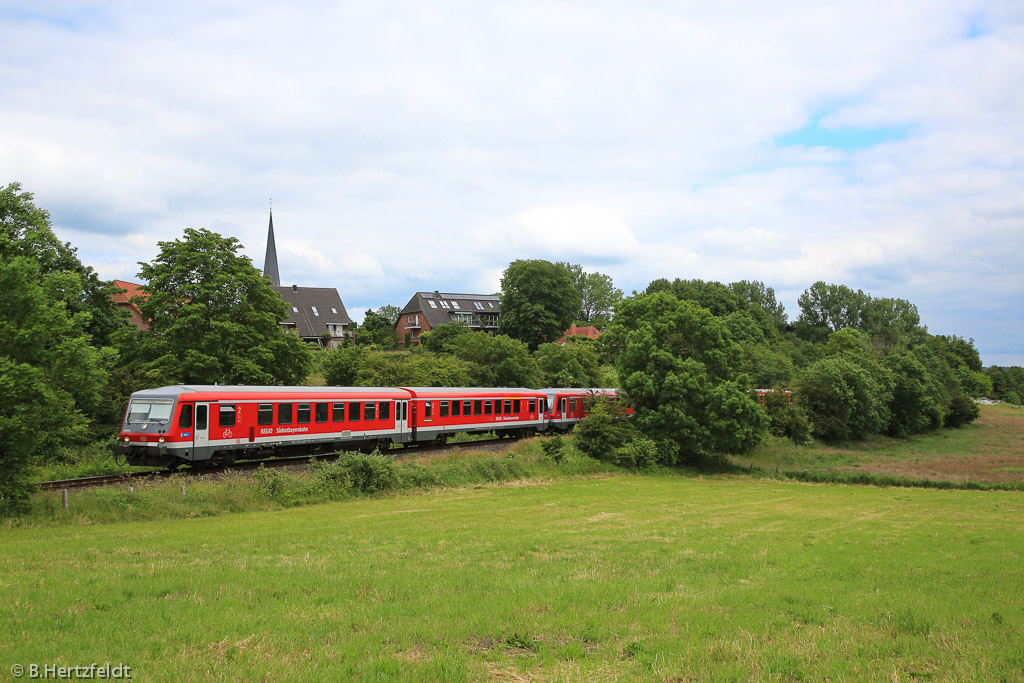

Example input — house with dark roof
[112,279,150,331]
[273,285,353,348]
[395,291,501,347]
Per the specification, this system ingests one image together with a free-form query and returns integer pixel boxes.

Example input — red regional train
[115,385,621,468]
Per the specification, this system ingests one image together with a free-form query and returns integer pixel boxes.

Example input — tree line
[3,181,1021,512]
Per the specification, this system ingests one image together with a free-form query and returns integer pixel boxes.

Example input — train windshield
[127,399,174,424]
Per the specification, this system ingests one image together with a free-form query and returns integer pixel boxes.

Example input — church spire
[263,206,280,286]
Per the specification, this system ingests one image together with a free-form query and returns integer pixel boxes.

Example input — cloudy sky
[3,0,1022,365]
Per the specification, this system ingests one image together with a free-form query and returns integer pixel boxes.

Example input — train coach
[115,384,557,468]
[541,387,622,432]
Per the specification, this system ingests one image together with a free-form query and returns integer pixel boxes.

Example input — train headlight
[123,436,129,443]
[158,436,165,444]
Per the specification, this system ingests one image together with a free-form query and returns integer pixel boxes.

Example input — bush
[944,394,980,428]
[573,398,634,462]
[757,391,812,444]
[540,435,566,463]
[613,436,661,469]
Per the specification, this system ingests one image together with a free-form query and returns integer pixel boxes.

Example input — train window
[424,401,432,419]
[569,398,577,413]
[315,403,329,423]
[278,403,293,425]
[380,401,390,421]
[494,399,503,415]
[219,404,236,427]
[127,399,173,424]
[258,404,273,426]
[440,400,449,418]
[504,399,513,414]
[484,400,492,416]
[297,403,311,424]
[179,404,193,428]
[464,400,472,415]
[452,400,461,417]
[365,402,376,421]
[402,402,408,420]
[513,399,521,414]
[473,400,481,415]
[195,405,207,430]
[528,399,536,413]
[332,402,345,422]
[350,402,361,421]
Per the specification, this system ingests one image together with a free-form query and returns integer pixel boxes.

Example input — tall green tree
[730,280,788,331]
[1,185,118,513]
[132,228,312,385]
[795,282,870,342]
[499,259,581,350]
[1,183,125,347]
[557,262,622,324]
[603,292,767,463]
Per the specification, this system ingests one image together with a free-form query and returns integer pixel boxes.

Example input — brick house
[112,279,150,331]
[395,291,501,347]
[272,285,353,348]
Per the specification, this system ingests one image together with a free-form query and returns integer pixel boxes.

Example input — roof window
[292,306,299,313]
[331,307,338,314]
[428,300,437,309]
[488,302,495,309]
[474,301,484,310]
[451,301,460,309]
[312,306,319,316]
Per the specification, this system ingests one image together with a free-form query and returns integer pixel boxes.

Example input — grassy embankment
[2,473,1022,681]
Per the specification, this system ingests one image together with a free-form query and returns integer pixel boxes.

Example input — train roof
[130,385,412,400]
[541,387,619,397]
[398,387,546,397]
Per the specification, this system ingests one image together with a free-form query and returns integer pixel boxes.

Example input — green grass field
[3,473,1022,681]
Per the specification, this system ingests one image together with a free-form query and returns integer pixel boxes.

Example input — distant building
[555,323,602,345]
[263,210,281,286]
[262,210,352,347]
[112,279,149,331]
[273,285,352,348]
[396,291,501,347]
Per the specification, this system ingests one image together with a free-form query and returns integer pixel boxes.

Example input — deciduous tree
[603,292,766,463]
[133,228,312,385]
[499,260,581,350]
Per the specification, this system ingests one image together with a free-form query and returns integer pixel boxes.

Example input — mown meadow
[2,476,1022,681]
[3,404,1023,681]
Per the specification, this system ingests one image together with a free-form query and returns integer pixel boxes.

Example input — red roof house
[112,279,150,331]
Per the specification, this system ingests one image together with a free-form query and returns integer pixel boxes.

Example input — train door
[558,397,567,429]
[395,400,410,443]
[193,402,211,457]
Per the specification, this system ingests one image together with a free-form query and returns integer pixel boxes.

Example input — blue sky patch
[778,117,909,151]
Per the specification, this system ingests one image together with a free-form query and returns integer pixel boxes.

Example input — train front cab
[116,389,195,467]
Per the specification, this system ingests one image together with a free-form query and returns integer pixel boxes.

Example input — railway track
[34,435,519,492]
